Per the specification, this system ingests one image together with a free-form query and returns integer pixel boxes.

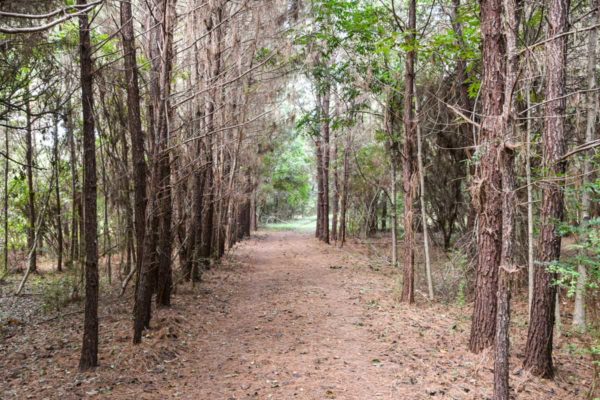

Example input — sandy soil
[0,231,593,399]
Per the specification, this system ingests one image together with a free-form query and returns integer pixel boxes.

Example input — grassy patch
[263,215,317,233]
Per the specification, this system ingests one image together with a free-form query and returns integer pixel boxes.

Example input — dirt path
[188,230,399,399]
[0,230,590,399]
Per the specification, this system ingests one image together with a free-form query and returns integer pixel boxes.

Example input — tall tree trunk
[526,65,535,319]
[339,131,350,247]
[573,0,598,330]
[315,135,324,240]
[78,0,99,371]
[415,84,433,300]
[469,0,505,353]
[66,104,79,271]
[25,94,36,274]
[401,0,417,304]
[523,0,569,379]
[321,86,331,244]
[154,0,177,307]
[494,0,519,397]
[120,0,147,285]
[3,127,8,274]
[331,133,339,241]
[53,113,63,272]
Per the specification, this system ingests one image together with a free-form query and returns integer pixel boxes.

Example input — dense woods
[0,0,599,398]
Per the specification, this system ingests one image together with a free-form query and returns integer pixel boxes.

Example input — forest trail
[188,230,401,399]
[1,231,587,399]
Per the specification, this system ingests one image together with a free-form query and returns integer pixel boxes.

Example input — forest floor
[0,230,594,399]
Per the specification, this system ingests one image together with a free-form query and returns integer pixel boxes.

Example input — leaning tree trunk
[401,0,417,304]
[524,0,569,379]
[78,0,99,371]
[469,0,505,354]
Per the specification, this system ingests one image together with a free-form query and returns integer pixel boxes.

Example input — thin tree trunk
[315,135,324,240]
[332,133,339,241]
[53,113,63,272]
[526,66,534,319]
[573,0,598,330]
[494,0,519,396]
[78,0,99,371]
[524,0,569,378]
[340,130,350,247]
[401,0,417,304]
[120,0,147,286]
[321,86,331,244]
[66,104,79,270]
[3,127,8,274]
[25,94,36,274]
[415,84,433,300]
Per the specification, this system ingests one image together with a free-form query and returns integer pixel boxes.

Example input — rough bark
[524,0,569,378]
[401,0,417,304]
[321,86,330,244]
[573,0,598,330]
[78,0,99,371]
[469,0,505,353]
[120,0,147,286]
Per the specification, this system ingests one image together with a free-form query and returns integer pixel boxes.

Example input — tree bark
[573,0,598,330]
[78,0,99,371]
[415,84,433,300]
[469,0,505,353]
[494,0,519,396]
[53,113,63,272]
[3,127,8,274]
[401,0,417,304]
[331,133,339,241]
[321,86,331,244]
[524,0,569,379]
[120,0,147,287]
[25,94,36,274]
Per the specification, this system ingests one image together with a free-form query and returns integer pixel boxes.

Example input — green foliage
[260,133,313,220]
[31,273,79,313]
[550,217,600,296]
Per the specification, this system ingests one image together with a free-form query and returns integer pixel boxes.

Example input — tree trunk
[3,127,8,274]
[315,135,324,240]
[469,0,505,353]
[78,0,99,371]
[120,0,147,285]
[526,68,535,319]
[339,130,351,247]
[321,86,330,244]
[154,0,177,308]
[66,104,79,271]
[573,0,598,330]
[415,84,433,300]
[524,0,569,378]
[494,0,519,396]
[53,113,63,272]
[25,94,36,274]
[401,0,417,304]
[331,133,339,241]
